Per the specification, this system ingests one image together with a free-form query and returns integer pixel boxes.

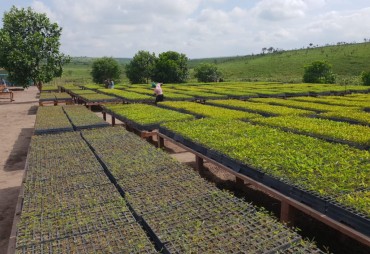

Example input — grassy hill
[58,42,370,85]
[189,42,370,84]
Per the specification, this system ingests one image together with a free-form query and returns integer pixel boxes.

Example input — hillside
[60,42,370,85]
[189,42,370,84]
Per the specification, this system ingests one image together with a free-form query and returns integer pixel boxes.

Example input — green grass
[56,42,370,85]
[212,43,370,83]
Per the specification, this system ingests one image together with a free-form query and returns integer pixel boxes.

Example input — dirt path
[0,87,38,254]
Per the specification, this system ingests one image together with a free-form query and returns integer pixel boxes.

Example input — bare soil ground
[0,86,38,254]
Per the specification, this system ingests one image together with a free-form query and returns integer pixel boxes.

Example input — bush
[152,51,189,83]
[194,63,222,82]
[91,57,121,84]
[361,71,370,86]
[303,61,335,84]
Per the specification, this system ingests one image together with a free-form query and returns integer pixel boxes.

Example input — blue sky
[1,0,370,58]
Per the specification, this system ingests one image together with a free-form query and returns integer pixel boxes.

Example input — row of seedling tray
[80,127,323,253]
[158,118,370,237]
[16,132,157,253]
[16,108,324,253]
[34,105,109,135]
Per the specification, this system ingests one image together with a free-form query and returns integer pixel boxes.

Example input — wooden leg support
[280,202,295,225]
[112,116,115,126]
[235,176,245,186]
[103,112,106,121]
[158,136,164,148]
[195,155,204,171]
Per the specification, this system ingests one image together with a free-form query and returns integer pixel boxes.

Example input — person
[110,79,114,89]
[1,82,9,92]
[151,82,156,88]
[104,79,109,88]
[153,83,164,105]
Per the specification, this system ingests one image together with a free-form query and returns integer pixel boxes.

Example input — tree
[194,63,222,82]
[125,50,156,84]
[0,6,70,89]
[152,51,188,83]
[303,60,335,84]
[91,57,121,84]
[361,71,370,86]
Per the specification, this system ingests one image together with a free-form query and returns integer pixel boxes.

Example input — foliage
[250,97,360,112]
[360,70,370,86]
[81,127,319,253]
[0,6,70,88]
[91,57,121,84]
[207,99,315,116]
[152,51,189,83]
[79,92,121,102]
[80,83,105,90]
[194,63,222,82]
[125,50,156,84]
[290,95,370,109]
[98,88,152,101]
[104,104,195,126]
[124,87,194,100]
[159,101,261,120]
[320,110,370,126]
[303,61,336,84]
[161,118,370,212]
[251,115,370,148]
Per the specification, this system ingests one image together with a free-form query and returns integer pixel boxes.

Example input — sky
[1,0,370,59]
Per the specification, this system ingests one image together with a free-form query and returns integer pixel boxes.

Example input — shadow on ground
[27,105,38,115]
[4,128,33,172]
[0,186,20,254]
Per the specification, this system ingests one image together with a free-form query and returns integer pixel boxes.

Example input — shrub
[303,61,335,84]
[360,71,370,86]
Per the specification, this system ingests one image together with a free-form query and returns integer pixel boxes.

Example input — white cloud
[303,7,370,43]
[252,0,308,21]
[31,1,57,22]
[0,0,367,58]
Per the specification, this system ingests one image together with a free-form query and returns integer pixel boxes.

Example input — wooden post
[158,136,164,148]
[235,176,244,186]
[112,116,116,126]
[280,202,294,225]
[102,112,106,121]
[195,155,204,171]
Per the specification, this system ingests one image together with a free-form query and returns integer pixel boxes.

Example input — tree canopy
[91,57,121,84]
[152,51,189,83]
[303,60,335,84]
[0,6,70,88]
[125,50,156,84]
[194,63,222,82]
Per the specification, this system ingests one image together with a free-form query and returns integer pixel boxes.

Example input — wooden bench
[0,85,14,102]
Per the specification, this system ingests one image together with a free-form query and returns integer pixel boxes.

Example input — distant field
[57,42,370,85]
